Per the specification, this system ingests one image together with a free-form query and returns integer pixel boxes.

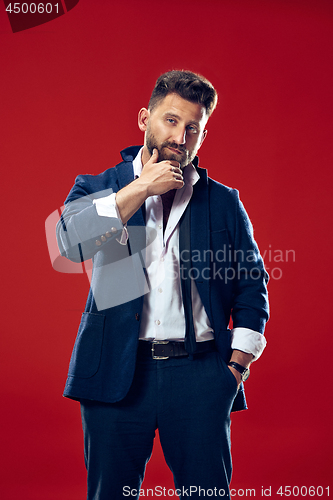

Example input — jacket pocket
[68,312,105,378]
[217,353,239,393]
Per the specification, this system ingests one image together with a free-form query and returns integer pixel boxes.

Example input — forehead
[151,93,208,125]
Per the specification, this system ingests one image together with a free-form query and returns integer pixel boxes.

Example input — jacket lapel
[190,166,213,327]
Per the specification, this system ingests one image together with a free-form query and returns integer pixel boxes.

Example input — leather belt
[138,339,216,360]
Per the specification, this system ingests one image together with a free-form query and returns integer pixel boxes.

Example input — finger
[151,148,159,162]
[174,175,184,182]
[171,166,182,175]
[173,171,184,182]
[175,178,185,189]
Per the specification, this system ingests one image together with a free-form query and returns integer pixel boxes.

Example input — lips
[167,147,183,155]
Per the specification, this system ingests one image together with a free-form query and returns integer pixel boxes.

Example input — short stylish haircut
[148,70,218,117]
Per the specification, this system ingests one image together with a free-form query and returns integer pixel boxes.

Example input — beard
[145,127,195,168]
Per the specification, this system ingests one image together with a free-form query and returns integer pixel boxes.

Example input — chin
[160,147,188,166]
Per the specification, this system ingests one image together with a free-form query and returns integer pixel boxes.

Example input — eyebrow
[163,112,200,127]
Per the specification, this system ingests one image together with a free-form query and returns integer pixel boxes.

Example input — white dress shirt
[94,149,266,360]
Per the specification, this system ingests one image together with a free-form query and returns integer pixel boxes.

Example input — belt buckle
[151,340,169,360]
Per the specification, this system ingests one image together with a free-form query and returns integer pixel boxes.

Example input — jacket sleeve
[230,189,269,334]
[56,175,124,263]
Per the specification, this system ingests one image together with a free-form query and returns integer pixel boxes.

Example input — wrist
[134,177,150,199]
[228,361,250,382]
[229,349,253,368]
[115,179,148,224]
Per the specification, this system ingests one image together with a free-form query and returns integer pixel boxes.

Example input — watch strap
[228,361,250,381]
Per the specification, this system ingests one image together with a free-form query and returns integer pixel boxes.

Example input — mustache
[161,141,187,154]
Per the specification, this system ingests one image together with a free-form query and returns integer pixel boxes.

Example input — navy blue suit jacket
[57,146,269,412]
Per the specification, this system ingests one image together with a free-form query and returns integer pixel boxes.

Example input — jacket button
[135,313,140,321]
[95,239,102,246]
[105,231,111,238]
[101,235,106,242]
[110,227,117,233]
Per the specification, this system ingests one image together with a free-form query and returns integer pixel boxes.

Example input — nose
[173,125,186,145]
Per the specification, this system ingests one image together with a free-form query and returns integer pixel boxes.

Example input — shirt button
[158,224,162,229]
[155,320,160,326]
[158,288,163,293]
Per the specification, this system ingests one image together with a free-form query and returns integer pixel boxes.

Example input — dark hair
[148,70,218,117]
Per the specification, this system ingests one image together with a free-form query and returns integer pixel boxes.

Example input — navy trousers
[80,349,238,499]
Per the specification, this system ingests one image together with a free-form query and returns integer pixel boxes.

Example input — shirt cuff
[93,193,128,245]
[231,327,267,361]
[93,192,119,218]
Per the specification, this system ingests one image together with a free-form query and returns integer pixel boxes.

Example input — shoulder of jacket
[207,175,239,200]
[73,163,124,193]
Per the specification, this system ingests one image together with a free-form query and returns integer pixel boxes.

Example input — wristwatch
[228,361,250,382]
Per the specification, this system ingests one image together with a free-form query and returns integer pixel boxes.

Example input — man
[56,70,269,499]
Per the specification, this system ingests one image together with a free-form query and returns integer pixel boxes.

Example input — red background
[0,0,332,498]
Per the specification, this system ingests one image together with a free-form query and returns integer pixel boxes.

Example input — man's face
[142,93,208,168]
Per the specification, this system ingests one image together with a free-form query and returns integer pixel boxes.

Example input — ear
[138,108,150,132]
[199,129,208,147]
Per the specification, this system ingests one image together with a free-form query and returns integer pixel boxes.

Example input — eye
[166,118,176,124]
[187,125,198,134]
